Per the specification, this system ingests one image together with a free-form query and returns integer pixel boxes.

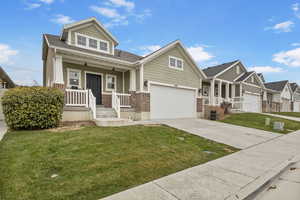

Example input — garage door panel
[294,102,300,112]
[243,93,261,113]
[150,85,196,119]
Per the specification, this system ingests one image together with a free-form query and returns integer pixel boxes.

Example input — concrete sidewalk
[0,120,7,141]
[101,130,300,200]
[263,113,300,122]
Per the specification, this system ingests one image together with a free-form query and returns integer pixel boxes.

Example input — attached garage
[150,84,197,119]
[243,93,261,113]
[282,99,291,112]
[294,101,300,112]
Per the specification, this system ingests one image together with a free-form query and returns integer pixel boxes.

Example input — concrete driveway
[156,118,280,149]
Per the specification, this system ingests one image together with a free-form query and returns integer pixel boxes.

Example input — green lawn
[221,113,300,134]
[271,112,300,118]
[0,125,238,200]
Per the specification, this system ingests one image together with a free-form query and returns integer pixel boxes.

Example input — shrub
[2,87,64,130]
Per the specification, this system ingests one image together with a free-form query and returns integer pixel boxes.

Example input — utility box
[265,118,271,126]
[273,122,284,131]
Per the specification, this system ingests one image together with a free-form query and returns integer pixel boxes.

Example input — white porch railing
[88,89,96,119]
[112,91,121,118]
[65,89,88,107]
[117,93,131,108]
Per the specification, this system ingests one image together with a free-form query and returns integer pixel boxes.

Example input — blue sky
[1,0,300,85]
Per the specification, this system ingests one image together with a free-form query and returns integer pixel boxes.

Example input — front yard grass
[0,125,238,200]
[221,113,300,134]
[271,112,300,118]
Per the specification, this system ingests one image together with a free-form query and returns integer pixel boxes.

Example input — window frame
[67,68,81,88]
[168,56,184,71]
[106,74,117,92]
[236,66,240,74]
[75,33,110,54]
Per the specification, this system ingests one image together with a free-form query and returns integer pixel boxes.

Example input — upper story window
[67,68,81,89]
[75,33,110,54]
[106,74,117,91]
[169,56,183,70]
[236,66,240,74]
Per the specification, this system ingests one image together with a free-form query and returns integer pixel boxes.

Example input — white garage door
[282,100,291,112]
[150,84,196,119]
[294,101,300,112]
[243,93,261,113]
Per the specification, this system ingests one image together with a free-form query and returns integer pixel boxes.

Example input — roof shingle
[202,60,239,77]
[264,80,289,92]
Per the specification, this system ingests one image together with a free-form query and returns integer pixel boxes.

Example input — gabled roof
[138,40,207,79]
[264,80,289,92]
[61,17,119,46]
[0,66,15,88]
[235,71,254,82]
[44,34,142,63]
[290,83,299,93]
[202,60,239,77]
[257,73,265,83]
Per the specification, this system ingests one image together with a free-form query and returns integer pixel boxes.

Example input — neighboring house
[202,60,265,113]
[43,17,206,121]
[0,66,15,89]
[264,80,293,112]
[290,83,300,112]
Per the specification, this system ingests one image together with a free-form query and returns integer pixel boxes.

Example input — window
[169,56,183,70]
[77,35,87,46]
[106,74,117,91]
[75,33,110,54]
[68,69,81,88]
[100,41,108,52]
[89,38,97,49]
[236,66,240,74]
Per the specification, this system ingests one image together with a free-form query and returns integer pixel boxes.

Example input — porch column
[129,69,136,91]
[218,80,222,105]
[210,79,215,106]
[139,64,144,92]
[53,55,64,85]
[232,84,236,98]
[226,82,230,100]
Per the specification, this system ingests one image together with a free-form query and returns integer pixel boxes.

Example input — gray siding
[242,83,262,94]
[70,23,114,54]
[63,62,128,93]
[217,64,246,81]
[143,45,202,89]
[245,74,261,86]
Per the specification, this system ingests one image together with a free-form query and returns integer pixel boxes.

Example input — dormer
[60,17,119,55]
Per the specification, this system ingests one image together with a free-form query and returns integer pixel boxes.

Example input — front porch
[202,79,243,112]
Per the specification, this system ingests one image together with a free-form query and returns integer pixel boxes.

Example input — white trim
[84,71,104,92]
[139,64,144,92]
[215,78,233,84]
[233,72,246,82]
[244,91,261,96]
[74,32,110,54]
[105,74,117,92]
[147,81,198,92]
[122,71,125,93]
[168,56,184,71]
[67,68,82,88]
[242,82,263,88]
[138,40,207,79]
[62,17,119,45]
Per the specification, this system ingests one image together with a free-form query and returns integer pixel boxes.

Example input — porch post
[226,82,230,100]
[53,55,64,85]
[139,64,144,92]
[129,69,136,91]
[210,79,215,106]
[218,80,222,105]
[232,84,236,98]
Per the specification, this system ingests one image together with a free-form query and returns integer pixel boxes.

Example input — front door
[86,73,102,105]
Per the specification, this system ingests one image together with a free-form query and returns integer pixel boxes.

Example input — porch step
[94,118,133,127]
[96,107,117,118]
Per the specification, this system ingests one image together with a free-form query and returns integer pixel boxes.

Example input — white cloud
[248,66,284,73]
[187,45,214,63]
[107,0,135,11]
[51,14,75,25]
[292,3,299,12]
[0,44,18,64]
[40,0,54,4]
[139,45,161,56]
[266,21,294,33]
[291,43,300,46]
[25,3,41,10]
[273,48,300,67]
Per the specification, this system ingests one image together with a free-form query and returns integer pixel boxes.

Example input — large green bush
[2,87,64,130]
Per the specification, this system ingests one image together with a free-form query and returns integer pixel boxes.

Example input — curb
[225,155,300,200]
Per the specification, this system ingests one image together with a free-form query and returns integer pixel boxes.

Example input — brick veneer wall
[204,105,225,120]
[197,98,203,112]
[130,92,150,112]
[102,94,112,108]
[53,83,65,89]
